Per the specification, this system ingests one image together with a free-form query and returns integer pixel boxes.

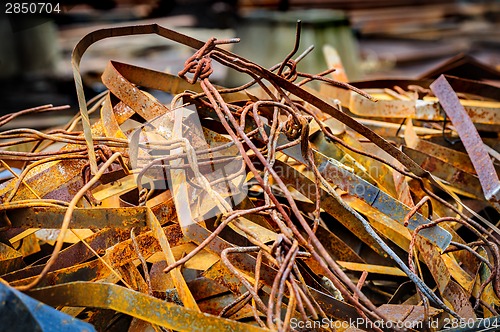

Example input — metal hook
[277,20,302,77]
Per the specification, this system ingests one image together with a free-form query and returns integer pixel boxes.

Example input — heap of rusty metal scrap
[1,23,500,331]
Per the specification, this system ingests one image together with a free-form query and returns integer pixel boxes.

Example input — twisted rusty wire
[166,37,394,330]
[161,32,500,327]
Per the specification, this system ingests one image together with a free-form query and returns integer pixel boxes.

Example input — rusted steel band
[146,209,200,311]
[403,146,483,199]
[348,77,500,101]
[430,75,500,202]
[9,225,188,288]
[103,61,246,105]
[325,77,500,123]
[27,282,267,332]
[7,207,149,229]
[106,61,205,96]
[2,228,129,281]
[437,76,500,101]
[102,61,170,121]
[100,93,130,139]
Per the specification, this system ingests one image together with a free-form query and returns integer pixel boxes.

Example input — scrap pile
[1,24,500,331]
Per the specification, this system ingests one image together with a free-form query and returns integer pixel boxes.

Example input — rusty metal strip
[324,77,500,121]
[430,75,500,203]
[9,259,104,288]
[104,61,247,104]
[407,139,479,175]
[336,261,406,277]
[9,225,187,288]
[2,228,129,281]
[146,209,200,311]
[342,89,500,124]
[403,146,483,199]
[100,93,130,139]
[442,280,477,319]
[0,158,87,203]
[102,62,170,121]
[338,77,500,101]
[6,207,149,229]
[415,237,451,294]
[27,282,267,332]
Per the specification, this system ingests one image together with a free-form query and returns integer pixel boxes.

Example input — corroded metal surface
[27,282,266,332]
[430,75,500,202]
[7,207,148,229]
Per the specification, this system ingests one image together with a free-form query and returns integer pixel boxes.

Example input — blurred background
[0,0,499,125]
